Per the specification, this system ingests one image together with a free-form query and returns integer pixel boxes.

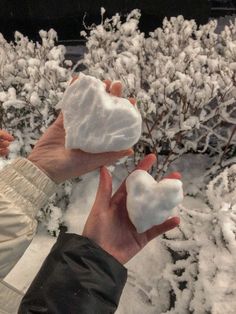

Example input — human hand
[27,78,135,184]
[82,154,181,264]
[0,130,14,157]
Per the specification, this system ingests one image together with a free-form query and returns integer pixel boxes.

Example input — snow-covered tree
[80,9,236,180]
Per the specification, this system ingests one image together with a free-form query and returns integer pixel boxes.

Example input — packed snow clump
[126,170,183,232]
[58,73,142,153]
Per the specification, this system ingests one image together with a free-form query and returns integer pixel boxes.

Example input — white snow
[126,170,183,233]
[1,12,236,314]
[3,156,236,314]
[58,73,142,153]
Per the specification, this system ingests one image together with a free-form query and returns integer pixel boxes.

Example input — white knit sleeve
[0,158,57,279]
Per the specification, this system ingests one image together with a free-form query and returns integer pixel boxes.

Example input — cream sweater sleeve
[0,158,57,279]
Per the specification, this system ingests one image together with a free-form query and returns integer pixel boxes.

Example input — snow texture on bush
[0,29,73,235]
[77,10,236,312]
[157,164,236,314]
[118,164,236,314]
[79,9,236,180]
[0,11,235,312]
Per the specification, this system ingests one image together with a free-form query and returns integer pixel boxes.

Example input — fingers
[104,79,112,92]
[128,97,136,106]
[145,216,180,242]
[70,76,78,85]
[104,79,136,106]
[93,166,112,211]
[54,112,64,127]
[112,153,157,205]
[110,81,122,97]
[0,130,14,142]
[163,172,182,180]
[0,148,9,157]
[72,77,113,93]
[0,140,11,148]
[109,83,136,105]
[96,148,133,165]
[135,153,157,171]
[0,130,13,157]
[71,77,135,106]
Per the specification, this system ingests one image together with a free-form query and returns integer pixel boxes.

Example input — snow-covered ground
[5,152,236,313]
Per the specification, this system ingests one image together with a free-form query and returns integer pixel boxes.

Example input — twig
[144,118,159,164]
[220,125,236,165]
[150,109,167,133]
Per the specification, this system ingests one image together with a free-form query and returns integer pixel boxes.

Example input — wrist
[82,233,125,265]
[27,156,59,184]
[1,157,58,212]
[82,230,126,265]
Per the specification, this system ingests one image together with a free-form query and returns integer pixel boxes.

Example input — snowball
[126,170,183,233]
[59,73,142,153]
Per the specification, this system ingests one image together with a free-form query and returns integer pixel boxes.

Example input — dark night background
[0,0,235,43]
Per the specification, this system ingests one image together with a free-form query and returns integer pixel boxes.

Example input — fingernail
[107,167,112,177]
[127,149,134,156]
[101,166,112,177]
[111,80,121,87]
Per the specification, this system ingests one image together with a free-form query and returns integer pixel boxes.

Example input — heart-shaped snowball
[126,170,183,233]
[58,73,142,153]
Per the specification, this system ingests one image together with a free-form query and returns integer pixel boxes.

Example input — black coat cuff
[18,232,127,314]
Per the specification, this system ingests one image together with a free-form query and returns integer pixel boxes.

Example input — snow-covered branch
[80,11,236,179]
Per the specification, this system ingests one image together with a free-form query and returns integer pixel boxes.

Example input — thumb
[145,216,180,242]
[93,166,112,211]
[70,75,78,85]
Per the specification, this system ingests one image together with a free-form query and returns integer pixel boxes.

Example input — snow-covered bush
[37,180,73,236]
[0,29,71,156]
[80,9,236,180]
[78,13,236,311]
[157,164,236,313]
[0,10,235,313]
[0,29,72,235]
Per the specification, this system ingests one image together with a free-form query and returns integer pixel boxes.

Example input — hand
[82,154,181,264]
[0,130,14,157]
[28,78,135,184]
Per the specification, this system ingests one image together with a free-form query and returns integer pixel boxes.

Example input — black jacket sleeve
[18,232,127,314]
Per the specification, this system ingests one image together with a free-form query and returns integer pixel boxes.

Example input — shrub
[0,29,72,235]
[160,164,236,313]
[80,9,236,180]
